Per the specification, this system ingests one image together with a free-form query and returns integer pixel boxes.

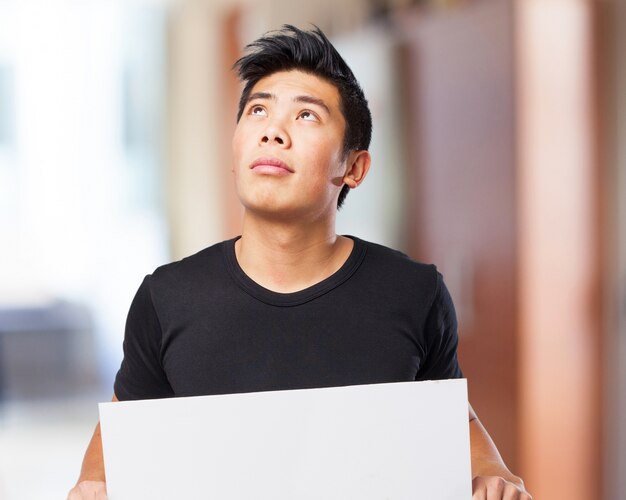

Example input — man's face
[232,70,348,220]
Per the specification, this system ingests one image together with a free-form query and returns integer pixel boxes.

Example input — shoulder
[351,236,441,302]
[354,237,438,280]
[147,238,234,292]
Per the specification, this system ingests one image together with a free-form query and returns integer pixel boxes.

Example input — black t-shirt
[114,236,463,401]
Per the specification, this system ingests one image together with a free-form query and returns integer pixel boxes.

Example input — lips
[250,157,294,175]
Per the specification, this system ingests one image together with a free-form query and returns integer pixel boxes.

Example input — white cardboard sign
[100,379,471,499]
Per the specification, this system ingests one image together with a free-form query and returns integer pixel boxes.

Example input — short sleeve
[416,272,464,380]
[114,275,174,400]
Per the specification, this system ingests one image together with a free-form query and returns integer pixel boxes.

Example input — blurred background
[0,0,623,498]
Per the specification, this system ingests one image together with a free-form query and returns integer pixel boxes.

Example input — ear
[342,150,371,189]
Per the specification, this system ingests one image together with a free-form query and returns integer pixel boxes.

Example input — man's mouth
[250,157,294,175]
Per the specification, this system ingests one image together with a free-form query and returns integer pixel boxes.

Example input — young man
[68,25,532,500]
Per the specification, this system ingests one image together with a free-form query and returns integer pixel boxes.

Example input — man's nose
[260,120,291,148]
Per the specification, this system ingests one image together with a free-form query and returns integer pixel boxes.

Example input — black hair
[233,24,372,209]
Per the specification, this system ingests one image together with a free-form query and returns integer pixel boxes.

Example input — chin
[241,196,294,215]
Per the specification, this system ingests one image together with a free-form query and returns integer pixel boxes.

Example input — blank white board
[100,379,471,499]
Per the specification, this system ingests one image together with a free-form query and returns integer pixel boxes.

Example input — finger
[66,486,80,500]
[503,480,533,500]
[67,481,108,500]
[486,476,506,500]
[502,482,522,500]
[472,476,487,500]
[92,484,108,500]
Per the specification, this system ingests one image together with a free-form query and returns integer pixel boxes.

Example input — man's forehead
[249,70,340,106]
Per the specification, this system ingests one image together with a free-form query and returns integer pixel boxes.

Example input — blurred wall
[398,0,519,471]
[598,0,626,498]
[516,2,601,498]
[0,0,171,391]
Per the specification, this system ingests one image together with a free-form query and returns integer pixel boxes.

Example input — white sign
[100,379,471,499]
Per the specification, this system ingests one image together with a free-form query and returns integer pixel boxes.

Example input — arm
[67,395,119,500]
[69,275,171,498]
[469,403,532,499]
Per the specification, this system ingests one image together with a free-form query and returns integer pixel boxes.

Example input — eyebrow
[246,92,331,116]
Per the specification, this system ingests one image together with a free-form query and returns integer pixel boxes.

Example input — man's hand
[67,480,107,499]
[69,396,117,500]
[468,404,533,499]
[472,475,532,499]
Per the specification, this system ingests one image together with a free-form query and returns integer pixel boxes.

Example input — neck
[235,211,352,293]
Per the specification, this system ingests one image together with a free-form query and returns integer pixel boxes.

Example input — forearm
[76,422,106,483]
[468,408,525,489]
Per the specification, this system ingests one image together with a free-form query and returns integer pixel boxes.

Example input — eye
[249,105,267,116]
[298,110,319,122]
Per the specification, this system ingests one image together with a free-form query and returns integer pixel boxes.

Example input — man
[68,25,532,500]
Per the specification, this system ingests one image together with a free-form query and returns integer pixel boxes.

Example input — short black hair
[233,24,372,209]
